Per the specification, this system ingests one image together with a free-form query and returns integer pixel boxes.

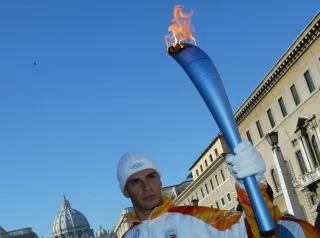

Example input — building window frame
[205,183,209,194]
[227,193,232,202]
[246,130,253,144]
[221,197,225,206]
[267,108,276,128]
[290,84,301,106]
[256,120,264,138]
[209,154,213,162]
[278,97,288,117]
[221,170,226,181]
[304,70,316,93]
[210,179,214,190]
[215,174,219,186]
[296,150,308,175]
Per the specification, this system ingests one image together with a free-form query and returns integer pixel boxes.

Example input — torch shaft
[182,59,242,151]
[169,44,275,232]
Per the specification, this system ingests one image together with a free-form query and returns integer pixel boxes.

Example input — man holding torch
[117,149,318,237]
[116,5,319,237]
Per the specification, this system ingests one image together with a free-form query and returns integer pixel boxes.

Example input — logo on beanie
[129,162,145,170]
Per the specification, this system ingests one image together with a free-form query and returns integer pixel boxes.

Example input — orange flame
[164,5,196,50]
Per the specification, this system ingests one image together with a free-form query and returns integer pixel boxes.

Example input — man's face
[123,169,162,212]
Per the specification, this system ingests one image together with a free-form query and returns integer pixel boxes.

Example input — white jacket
[122,184,318,237]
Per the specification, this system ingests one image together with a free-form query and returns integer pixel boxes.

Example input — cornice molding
[235,12,320,124]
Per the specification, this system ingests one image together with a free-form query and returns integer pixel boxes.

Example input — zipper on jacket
[146,206,158,237]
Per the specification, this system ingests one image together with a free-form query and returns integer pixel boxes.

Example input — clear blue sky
[0,1,319,237]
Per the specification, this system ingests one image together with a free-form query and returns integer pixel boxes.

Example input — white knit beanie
[117,152,160,192]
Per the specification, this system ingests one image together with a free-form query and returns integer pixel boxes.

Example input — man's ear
[123,187,130,198]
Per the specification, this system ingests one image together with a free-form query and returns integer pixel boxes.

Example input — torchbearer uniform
[122,183,319,238]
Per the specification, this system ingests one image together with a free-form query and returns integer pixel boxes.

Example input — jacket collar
[125,196,174,223]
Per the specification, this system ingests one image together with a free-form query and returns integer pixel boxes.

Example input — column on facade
[271,146,306,219]
[272,149,294,215]
[314,126,320,146]
[301,135,316,170]
[298,136,312,172]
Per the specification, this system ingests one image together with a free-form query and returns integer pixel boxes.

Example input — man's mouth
[143,194,156,201]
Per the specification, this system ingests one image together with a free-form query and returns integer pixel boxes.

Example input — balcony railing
[300,167,320,187]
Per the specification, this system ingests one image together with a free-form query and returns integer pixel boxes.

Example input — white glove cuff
[236,177,266,189]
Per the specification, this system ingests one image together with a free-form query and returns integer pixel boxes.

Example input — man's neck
[134,200,163,221]
[135,208,155,221]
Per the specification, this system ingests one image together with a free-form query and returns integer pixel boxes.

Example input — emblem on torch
[164,5,275,232]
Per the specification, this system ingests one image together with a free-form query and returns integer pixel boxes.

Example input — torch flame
[164,5,196,51]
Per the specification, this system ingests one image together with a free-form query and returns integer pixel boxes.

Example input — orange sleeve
[236,182,282,237]
[236,182,320,237]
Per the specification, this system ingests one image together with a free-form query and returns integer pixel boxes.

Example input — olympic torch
[165,6,275,232]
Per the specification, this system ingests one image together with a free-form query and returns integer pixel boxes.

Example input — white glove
[226,141,266,188]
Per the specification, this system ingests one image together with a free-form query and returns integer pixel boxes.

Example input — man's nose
[141,179,151,191]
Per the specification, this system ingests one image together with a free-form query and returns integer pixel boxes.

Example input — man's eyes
[128,174,157,186]
[130,181,135,186]
[129,179,139,186]
[148,174,156,179]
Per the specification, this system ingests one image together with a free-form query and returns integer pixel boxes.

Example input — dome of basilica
[52,195,94,238]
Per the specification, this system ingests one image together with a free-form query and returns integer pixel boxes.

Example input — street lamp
[266,131,306,220]
[266,131,278,149]
[191,199,199,206]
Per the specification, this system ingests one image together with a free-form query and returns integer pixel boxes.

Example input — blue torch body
[169,43,275,232]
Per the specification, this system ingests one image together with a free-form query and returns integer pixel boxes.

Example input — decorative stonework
[285,159,297,183]
[270,165,282,193]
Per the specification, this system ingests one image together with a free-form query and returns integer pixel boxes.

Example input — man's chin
[143,197,161,209]
[142,194,157,202]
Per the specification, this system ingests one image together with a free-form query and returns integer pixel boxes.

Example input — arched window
[296,150,307,175]
[271,169,280,192]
